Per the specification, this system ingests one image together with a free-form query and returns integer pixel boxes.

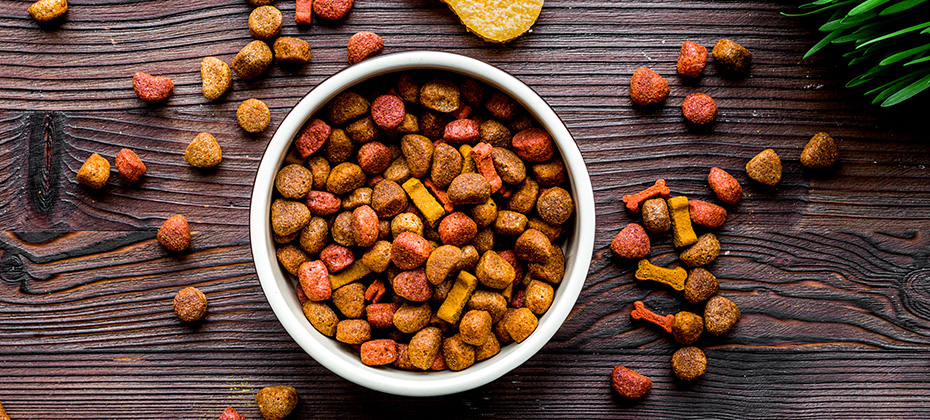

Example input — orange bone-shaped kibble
[630,300,674,333]
[622,179,671,213]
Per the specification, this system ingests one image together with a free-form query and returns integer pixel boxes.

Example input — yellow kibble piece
[328,260,372,290]
[437,271,478,324]
[402,178,446,227]
[459,144,477,173]
[668,196,697,247]
[635,259,687,291]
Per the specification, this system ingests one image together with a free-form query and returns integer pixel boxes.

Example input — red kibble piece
[511,289,525,308]
[438,212,478,247]
[391,231,431,270]
[305,191,342,216]
[298,260,331,301]
[371,95,405,130]
[511,128,554,163]
[347,31,383,65]
[452,104,472,120]
[132,72,174,102]
[610,365,653,400]
[470,142,503,193]
[357,142,392,175]
[444,119,480,144]
[610,223,651,259]
[313,0,354,20]
[295,0,312,25]
[629,67,669,106]
[157,214,191,252]
[295,283,309,305]
[295,119,331,159]
[361,339,398,366]
[682,93,717,125]
[392,268,431,302]
[485,92,517,121]
[365,278,386,303]
[622,179,671,213]
[707,167,743,204]
[423,178,454,213]
[320,244,355,272]
[352,205,379,247]
[689,200,727,228]
[677,41,708,78]
[630,300,673,333]
[218,407,246,420]
[366,302,397,328]
[115,148,146,182]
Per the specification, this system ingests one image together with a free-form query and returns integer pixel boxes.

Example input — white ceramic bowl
[250,51,595,397]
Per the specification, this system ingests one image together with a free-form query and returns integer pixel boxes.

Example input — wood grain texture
[2,0,930,418]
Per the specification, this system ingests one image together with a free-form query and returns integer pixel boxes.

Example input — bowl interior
[249,51,595,396]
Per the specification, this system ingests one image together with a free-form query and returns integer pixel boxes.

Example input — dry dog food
[671,346,706,380]
[712,39,752,75]
[629,67,669,106]
[314,0,354,20]
[185,132,222,168]
[132,72,174,102]
[115,148,146,183]
[255,386,298,420]
[248,5,282,40]
[682,93,717,125]
[442,0,543,43]
[295,0,312,25]
[683,268,718,304]
[173,286,207,322]
[668,196,698,247]
[271,72,574,371]
[610,223,650,259]
[623,179,670,213]
[641,197,670,233]
[704,295,740,335]
[274,37,312,64]
[688,200,726,228]
[610,365,652,400]
[233,40,273,79]
[237,99,271,133]
[28,0,67,22]
[677,41,707,78]
[77,153,110,189]
[801,132,839,169]
[631,301,702,345]
[218,407,245,420]
[707,167,742,204]
[158,214,191,252]
[347,31,383,65]
[635,259,687,291]
[201,57,232,100]
[746,148,782,186]
[679,233,720,267]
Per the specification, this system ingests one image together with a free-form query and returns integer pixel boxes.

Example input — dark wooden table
[3,0,930,418]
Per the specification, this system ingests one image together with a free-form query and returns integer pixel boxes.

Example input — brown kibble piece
[708,167,743,204]
[485,92,518,121]
[420,79,461,113]
[491,147,527,185]
[479,120,511,148]
[476,250,516,289]
[677,41,708,78]
[524,279,553,315]
[328,92,370,125]
[475,333,501,361]
[528,244,564,284]
[536,186,574,225]
[393,301,431,333]
[671,347,707,381]
[610,365,652,400]
[680,233,720,267]
[28,0,67,22]
[346,116,380,143]
[185,132,222,168]
[371,179,408,217]
[431,143,463,188]
[641,198,671,233]
[255,386,298,420]
[672,311,704,345]
[332,282,365,318]
[443,334,476,371]
[158,214,191,252]
[630,67,669,106]
[314,0,354,20]
[689,200,727,228]
[508,178,538,214]
[77,153,110,189]
[408,327,443,369]
[276,244,308,275]
[494,210,528,236]
[173,287,207,322]
[800,132,839,169]
[115,148,146,183]
[467,290,508,323]
[704,295,740,335]
[273,37,312,64]
[514,229,551,263]
[237,99,271,133]
[347,31,383,64]
[459,310,493,346]
[232,40,273,80]
[400,134,434,178]
[327,162,365,195]
[132,72,174,102]
[712,38,752,75]
[746,149,782,186]
[271,199,311,237]
[684,268,719,304]
[531,159,566,188]
[200,57,232,100]
[610,223,650,259]
[248,5,282,40]
[304,301,338,336]
[682,93,717,125]
[623,179,670,213]
[504,307,538,342]
[335,319,371,344]
[275,164,313,199]
[447,173,491,206]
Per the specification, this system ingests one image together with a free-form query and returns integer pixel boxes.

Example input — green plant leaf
[879,43,930,65]
[881,0,928,15]
[805,31,844,58]
[858,21,930,47]
[849,0,894,16]
[904,54,930,65]
[882,72,930,106]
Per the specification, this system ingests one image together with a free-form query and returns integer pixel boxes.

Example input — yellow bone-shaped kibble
[437,271,478,324]
[402,178,446,227]
[667,196,698,247]
[635,259,687,291]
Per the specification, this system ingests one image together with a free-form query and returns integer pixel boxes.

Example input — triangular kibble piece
[443,0,544,43]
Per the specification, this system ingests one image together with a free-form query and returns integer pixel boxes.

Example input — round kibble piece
[447,173,491,206]
[358,142,392,175]
[327,163,365,195]
[800,132,839,169]
[684,268,719,304]
[524,280,554,315]
[298,218,328,255]
[476,250,516,289]
[531,160,566,188]
[677,41,708,78]
[200,56,232,100]
[459,310,492,346]
[158,214,191,252]
[680,233,720,267]
[504,307,538,343]
[185,132,222,167]
[746,149,782,186]
[115,148,146,183]
[511,128,554,163]
[630,67,669,106]
[672,347,707,381]
[28,0,68,22]
[391,232,431,270]
[642,198,671,233]
[672,311,704,345]
[275,164,313,199]
[712,39,752,75]
[408,327,442,369]
[439,212,478,247]
[610,223,650,259]
[689,200,727,228]
[391,212,423,238]
[491,147,527,185]
[431,143,463,188]
[371,179,408,218]
[682,93,717,125]
[347,31,383,65]
[420,79,460,113]
[514,229,552,263]
[248,5,282,40]
[704,295,741,335]
[303,301,338,336]
[237,99,271,133]
[479,120,511,148]
[271,199,311,237]
[328,92,370,125]
[232,40,273,80]
[77,153,110,189]
[173,287,207,322]
[273,37,311,64]
[371,95,405,130]
[400,134,434,178]
[275,245,308,276]
[255,386,298,420]
[443,335,476,371]
[536,187,574,225]
[393,301,431,332]
[335,319,371,344]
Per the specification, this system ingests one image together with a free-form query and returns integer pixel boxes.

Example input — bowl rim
[249,50,595,396]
